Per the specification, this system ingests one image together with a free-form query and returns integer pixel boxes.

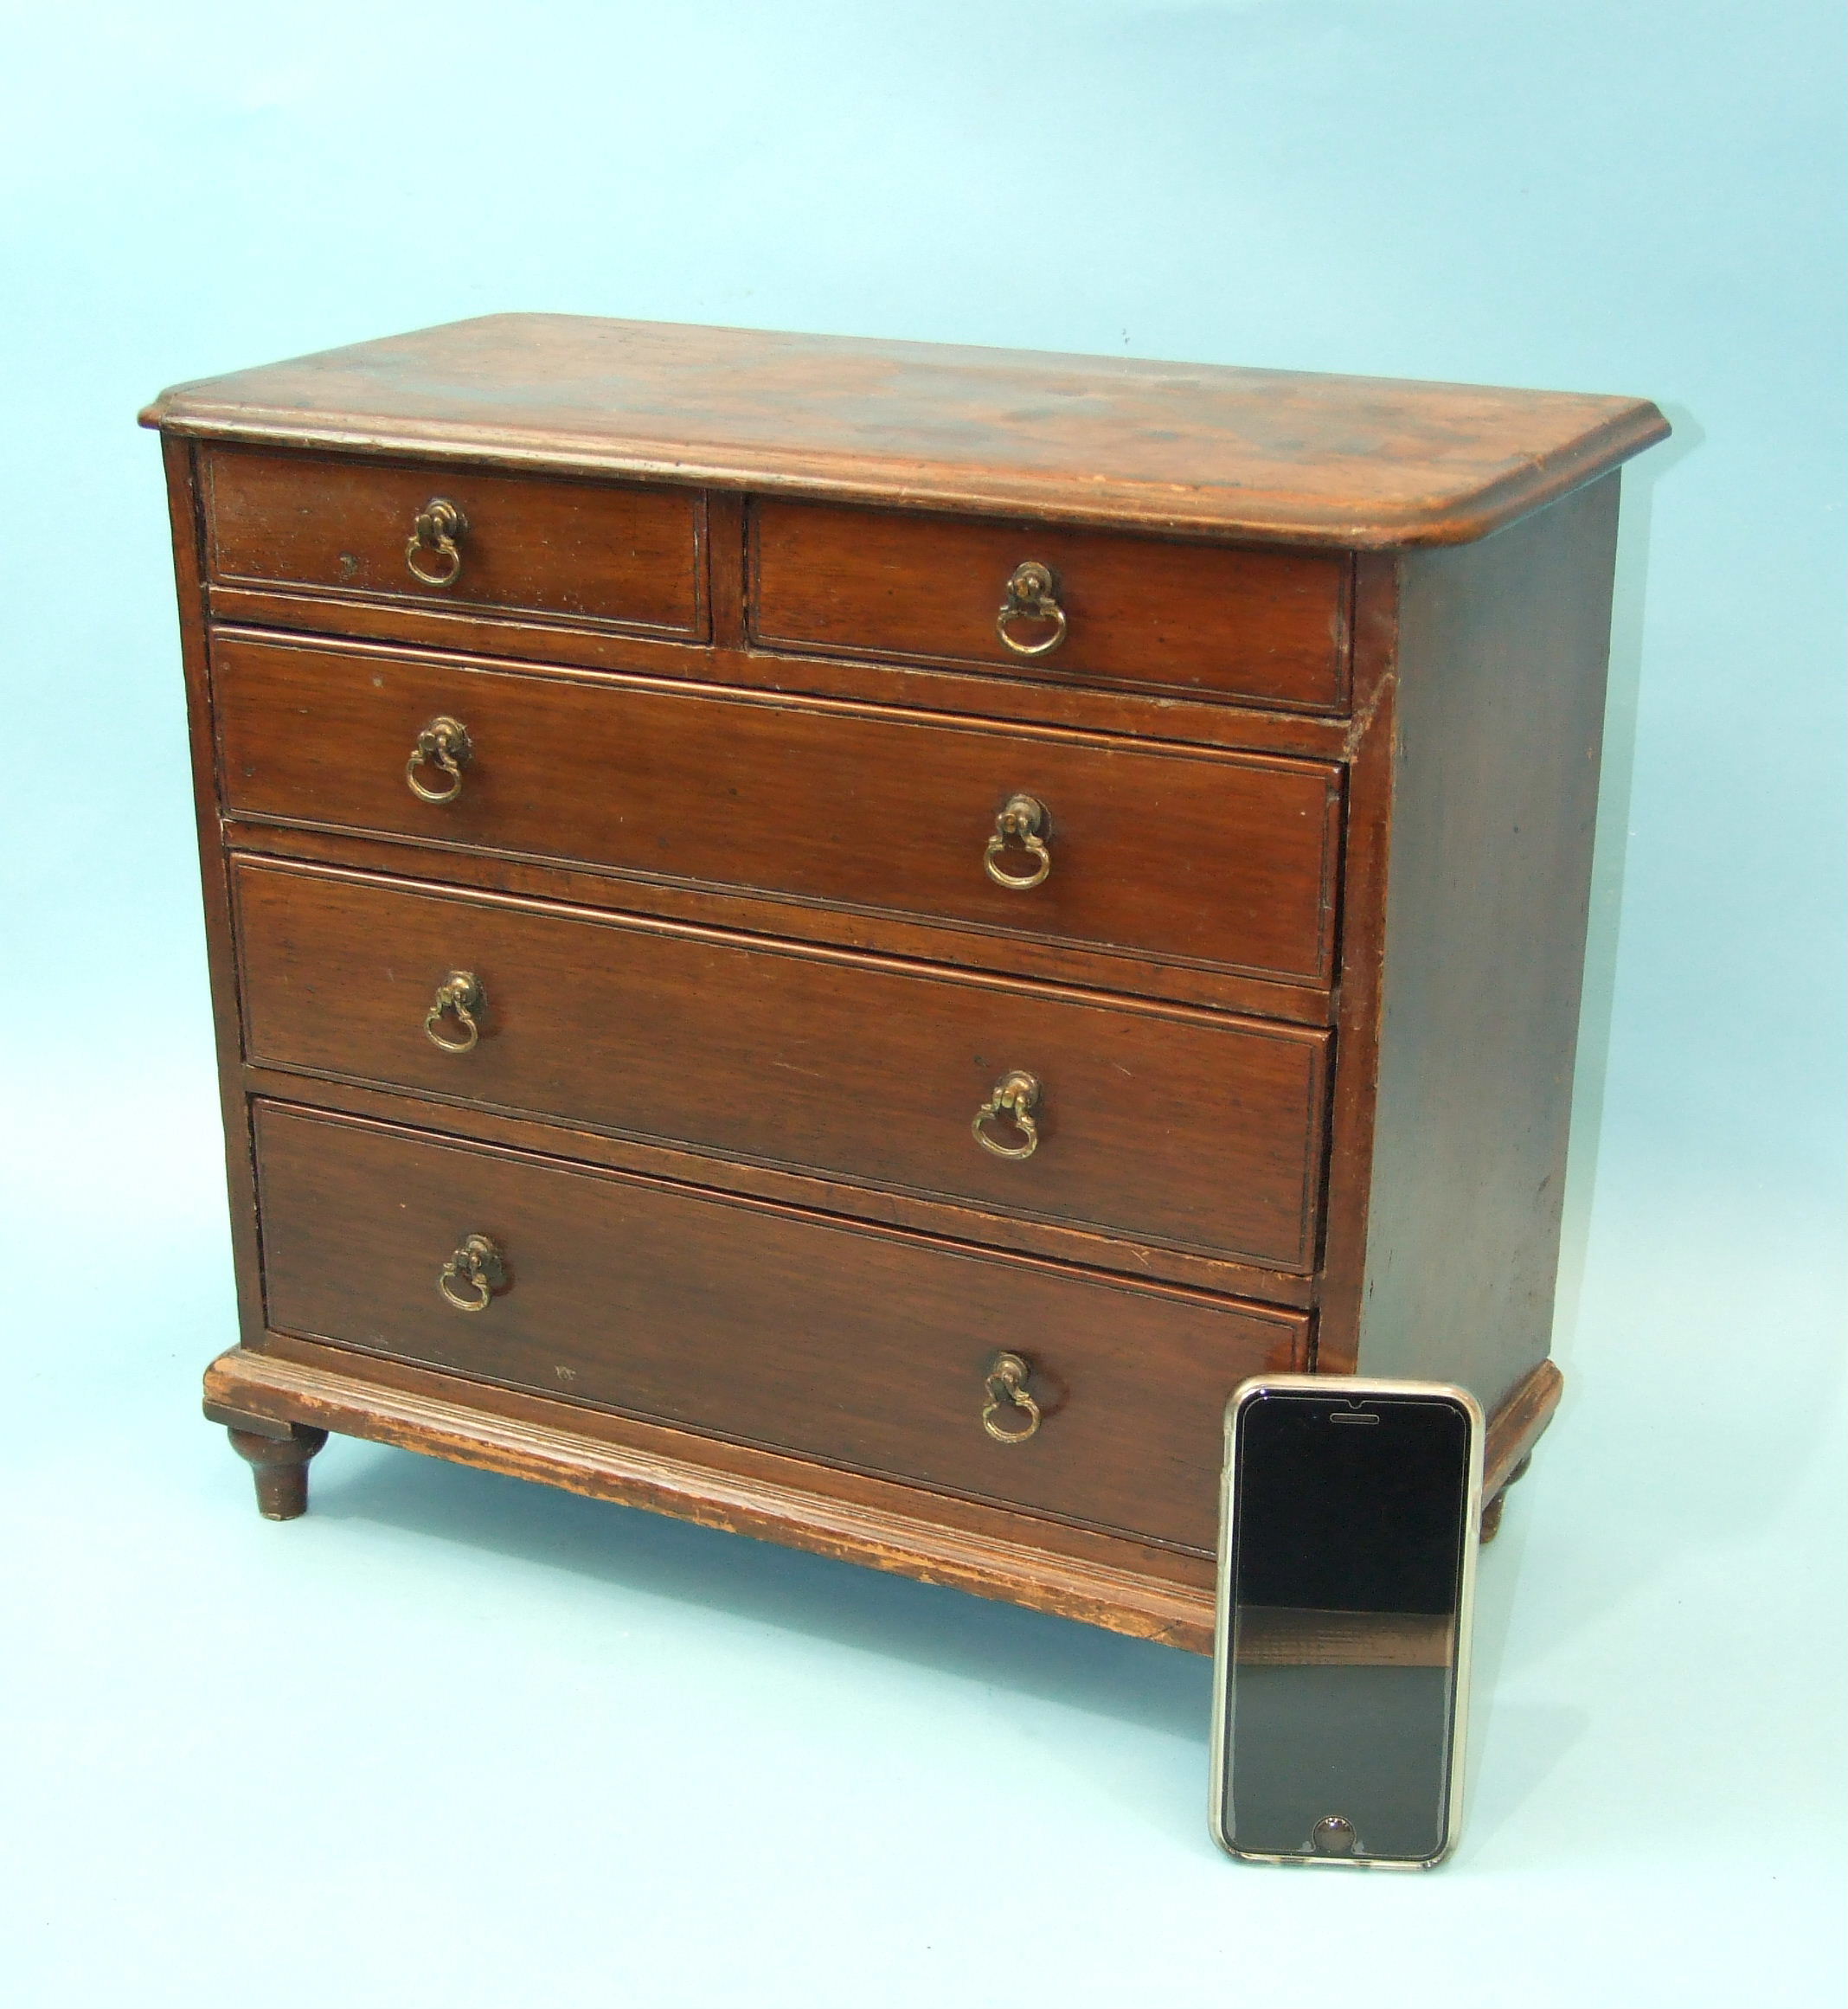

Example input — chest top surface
[143,313,1666,549]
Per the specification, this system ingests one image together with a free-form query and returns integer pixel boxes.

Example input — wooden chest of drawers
[144,317,1667,1650]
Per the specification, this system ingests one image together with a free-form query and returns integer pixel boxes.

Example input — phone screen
[1218,1389,1475,1865]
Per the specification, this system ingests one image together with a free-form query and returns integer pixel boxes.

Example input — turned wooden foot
[1479,1451,1535,1544]
[227,1422,330,1520]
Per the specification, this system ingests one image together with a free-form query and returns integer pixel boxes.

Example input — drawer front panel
[254,1104,1308,1550]
[214,635,1342,986]
[234,863,1330,1269]
[751,499,1351,711]
[203,447,705,639]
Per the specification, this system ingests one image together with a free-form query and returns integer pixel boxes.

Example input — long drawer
[253,1103,1309,1551]
[234,861,1331,1269]
[212,633,1342,987]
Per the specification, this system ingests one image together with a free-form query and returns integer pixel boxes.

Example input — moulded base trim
[202,1347,1561,1655]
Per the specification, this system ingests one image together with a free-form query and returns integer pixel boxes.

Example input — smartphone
[1210,1376,1485,1869]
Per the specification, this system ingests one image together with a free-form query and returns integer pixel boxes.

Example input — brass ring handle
[406,715,472,804]
[406,497,467,587]
[996,561,1068,659]
[424,970,485,1053]
[438,1232,506,1314]
[984,793,1051,890]
[972,1069,1041,1160]
[982,1351,1042,1444]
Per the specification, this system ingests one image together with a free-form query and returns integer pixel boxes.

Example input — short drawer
[750,498,1351,711]
[214,635,1341,988]
[234,862,1330,1270]
[202,446,705,639]
[254,1103,1308,1550]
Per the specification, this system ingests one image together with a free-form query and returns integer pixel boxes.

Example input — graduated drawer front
[202,447,705,639]
[254,1104,1308,1550]
[213,635,1343,988]
[234,863,1330,1270]
[751,498,1351,711]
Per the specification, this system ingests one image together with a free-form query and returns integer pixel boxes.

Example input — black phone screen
[1221,1390,1473,1864]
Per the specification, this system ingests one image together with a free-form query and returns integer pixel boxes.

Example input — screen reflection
[1223,1392,1472,1863]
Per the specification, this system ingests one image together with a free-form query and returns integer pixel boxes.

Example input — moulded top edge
[141,312,1672,549]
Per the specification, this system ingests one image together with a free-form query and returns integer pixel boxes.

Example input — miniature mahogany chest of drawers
[143,318,1666,1651]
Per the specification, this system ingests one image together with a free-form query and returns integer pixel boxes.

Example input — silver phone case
[1208,1374,1485,1871]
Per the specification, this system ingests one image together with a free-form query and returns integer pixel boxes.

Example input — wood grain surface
[145,316,1647,1645]
[160,440,273,1354]
[201,587,1360,759]
[237,1065,1319,1303]
[211,631,1343,986]
[224,816,1338,1026]
[233,859,1331,1269]
[204,445,705,638]
[1482,1358,1564,1499]
[144,313,1670,547]
[253,1102,1308,1552]
[750,497,1350,709]
[200,1338,1560,1650]
[204,1340,1225,1647]
[1353,477,1621,1412]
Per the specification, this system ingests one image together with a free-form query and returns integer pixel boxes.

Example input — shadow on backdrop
[311,1433,1217,1742]
[304,1422,1578,1855]
[1551,404,1704,1358]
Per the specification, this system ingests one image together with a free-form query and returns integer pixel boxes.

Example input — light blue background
[3,4,1842,2002]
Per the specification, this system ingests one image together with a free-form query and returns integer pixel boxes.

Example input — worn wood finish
[161,439,272,1355]
[212,631,1343,987]
[1478,1357,1564,1540]
[224,817,1336,1025]
[750,498,1351,710]
[201,1339,1556,1648]
[254,1102,1308,1553]
[1482,1358,1564,1500]
[258,1330,1228,1601]
[204,1342,1224,1646]
[146,318,1664,1649]
[238,1066,1318,1305]
[144,313,1669,546]
[204,446,706,639]
[233,859,1331,1269]
[1312,552,1402,1372]
[1349,479,1620,1414]
[225,1422,328,1519]
[203,589,1360,761]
